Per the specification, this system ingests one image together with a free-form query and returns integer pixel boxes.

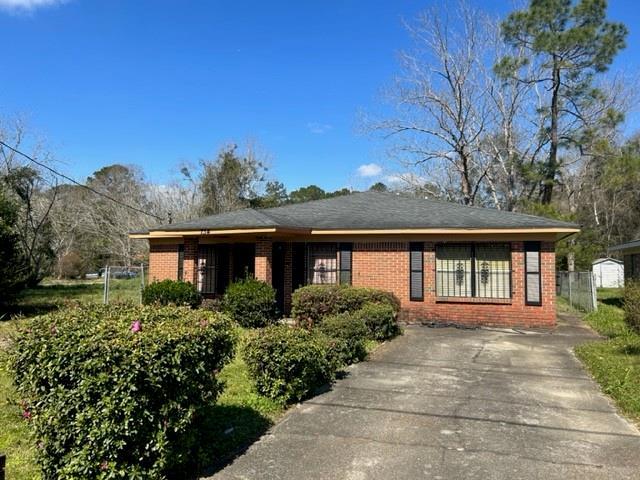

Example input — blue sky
[1,0,638,192]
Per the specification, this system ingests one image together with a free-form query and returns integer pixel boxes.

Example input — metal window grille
[197,245,229,295]
[197,246,217,294]
[307,243,338,284]
[436,243,511,298]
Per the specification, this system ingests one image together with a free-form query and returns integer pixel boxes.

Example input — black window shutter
[409,242,424,301]
[177,244,184,281]
[339,243,352,285]
[524,242,542,306]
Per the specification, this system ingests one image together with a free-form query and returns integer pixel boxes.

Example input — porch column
[183,237,199,285]
[255,236,273,284]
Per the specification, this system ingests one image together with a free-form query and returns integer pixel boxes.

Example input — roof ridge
[364,191,580,226]
[248,208,281,225]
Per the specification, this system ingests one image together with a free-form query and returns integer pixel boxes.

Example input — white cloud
[307,122,333,135]
[356,163,383,177]
[0,0,66,11]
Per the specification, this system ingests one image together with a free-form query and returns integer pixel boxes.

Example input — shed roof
[592,257,623,265]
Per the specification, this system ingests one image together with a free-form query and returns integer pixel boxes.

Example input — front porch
[166,236,349,314]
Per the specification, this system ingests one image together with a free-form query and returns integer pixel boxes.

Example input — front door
[232,243,255,281]
[272,242,286,315]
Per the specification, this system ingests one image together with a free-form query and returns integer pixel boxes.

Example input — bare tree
[371,2,495,205]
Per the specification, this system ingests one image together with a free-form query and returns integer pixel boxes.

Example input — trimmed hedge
[318,313,369,364]
[142,279,202,308]
[624,281,640,332]
[222,278,278,328]
[353,302,400,341]
[242,325,339,403]
[291,285,400,327]
[10,304,235,478]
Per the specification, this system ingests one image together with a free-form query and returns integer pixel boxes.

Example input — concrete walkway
[211,315,640,479]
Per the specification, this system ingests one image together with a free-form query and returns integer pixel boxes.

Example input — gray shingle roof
[151,191,579,232]
[610,239,640,252]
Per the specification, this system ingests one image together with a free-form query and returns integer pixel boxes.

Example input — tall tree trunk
[542,57,561,204]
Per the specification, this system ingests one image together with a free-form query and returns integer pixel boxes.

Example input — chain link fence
[556,271,597,312]
[102,265,147,305]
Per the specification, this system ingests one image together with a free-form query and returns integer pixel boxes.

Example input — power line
[0,140,164,221]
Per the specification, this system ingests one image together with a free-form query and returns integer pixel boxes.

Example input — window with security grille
[197,245,229,295]
[307,244,338,284]
[436,243,511,299]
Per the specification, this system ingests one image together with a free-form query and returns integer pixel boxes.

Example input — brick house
[131,192,579,327]
[610,239,640,282]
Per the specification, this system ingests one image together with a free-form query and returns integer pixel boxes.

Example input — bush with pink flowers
[9,303,236,479]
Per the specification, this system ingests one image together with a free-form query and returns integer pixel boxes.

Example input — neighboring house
[592,258,624,288]
[610,239,640,282]
[131,192,579,327]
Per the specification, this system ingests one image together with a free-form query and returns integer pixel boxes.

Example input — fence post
[568,272,573,308]
[103,266,110,305]
[591,272,598,311]
[103,266,108,305]
[140,263,145,305]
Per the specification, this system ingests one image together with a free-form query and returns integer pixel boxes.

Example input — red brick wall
[183,238,199,284]
[255,237,273,284]
[148,237,556,327]
[148,243,179,282]
[352,241,556,328]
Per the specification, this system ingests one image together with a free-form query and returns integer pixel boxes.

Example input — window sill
[435,296,512,305]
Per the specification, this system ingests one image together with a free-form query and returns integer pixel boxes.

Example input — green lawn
[575,287,640,424]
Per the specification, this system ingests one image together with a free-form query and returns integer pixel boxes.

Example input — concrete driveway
[212,315,640,479]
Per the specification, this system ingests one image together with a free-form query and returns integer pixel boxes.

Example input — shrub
[9,304,236,478]
[318,313,369,364]
[57,252,87,279]
[291,285,400,327]
[353,302,400,341]
[142,279,202,308]
[222,278,278,328]
[290,285,340,326]
[334,287,401,316]
[243,325,339,403]
[624,281,640,332]
[200,297,222,312]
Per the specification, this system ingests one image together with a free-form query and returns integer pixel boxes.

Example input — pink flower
[100,460,109,471]
[22,409,31,420]
[130,321,142,333]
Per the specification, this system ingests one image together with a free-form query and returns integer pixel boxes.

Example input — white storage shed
[592,258,624,288]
